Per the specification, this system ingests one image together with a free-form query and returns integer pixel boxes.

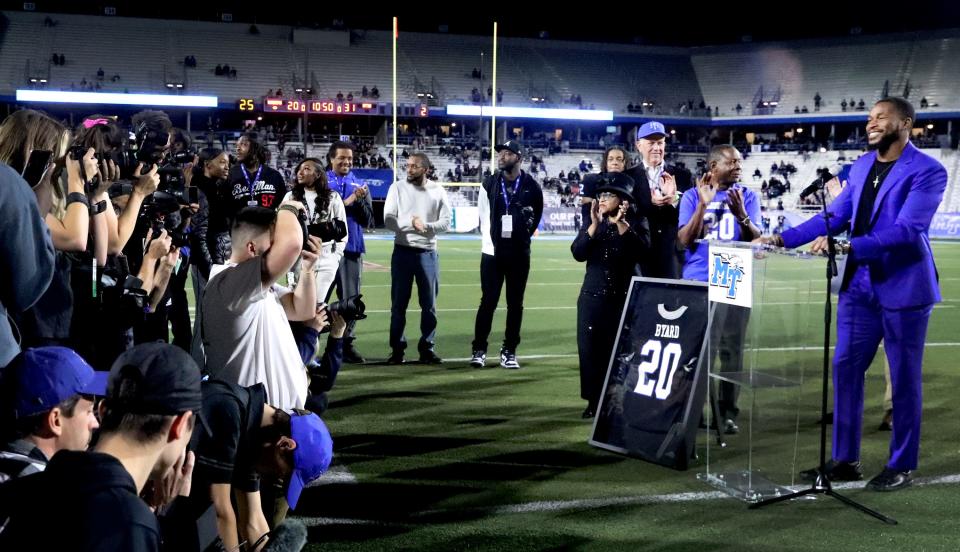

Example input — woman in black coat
[572,173,649,418]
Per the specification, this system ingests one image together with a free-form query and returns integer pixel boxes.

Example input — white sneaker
[469,350,486,368]
[500,349,520,369]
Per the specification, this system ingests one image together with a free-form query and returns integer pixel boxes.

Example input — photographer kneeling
[290,305,348,414]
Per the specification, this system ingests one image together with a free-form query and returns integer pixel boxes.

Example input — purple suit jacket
[782,142,946,309]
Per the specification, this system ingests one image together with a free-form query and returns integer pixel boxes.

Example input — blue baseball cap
[636,121,667,140]
[286,412,334,510]
[3,347,108,419]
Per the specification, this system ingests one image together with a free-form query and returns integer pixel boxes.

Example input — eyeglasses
[598,192,619,200]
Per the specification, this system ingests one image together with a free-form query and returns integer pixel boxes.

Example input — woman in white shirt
[283,157,347,300]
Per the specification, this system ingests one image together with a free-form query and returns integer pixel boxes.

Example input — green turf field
[210,236,960,551]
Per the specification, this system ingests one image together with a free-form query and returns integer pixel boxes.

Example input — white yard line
[295,472,960,526]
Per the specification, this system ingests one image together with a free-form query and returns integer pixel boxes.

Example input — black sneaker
[418,351,443,364]
[799,460,863,482]
[343,344,365,364]
[500,349,520,369]
[866,468,912,492]
[386,351,404,365]
[469,350,486,368]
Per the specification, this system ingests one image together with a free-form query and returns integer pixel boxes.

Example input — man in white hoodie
[383,152,451,364]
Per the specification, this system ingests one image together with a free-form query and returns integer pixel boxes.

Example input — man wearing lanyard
[626,121,691,279]
[227,133,285,215]
[677,144,761,434]
[470,140,543,370]
[326,141,374,364]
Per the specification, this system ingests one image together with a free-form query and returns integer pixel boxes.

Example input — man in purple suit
[760,97,946,491]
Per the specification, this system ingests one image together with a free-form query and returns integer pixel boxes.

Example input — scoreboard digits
[260,97,374,115]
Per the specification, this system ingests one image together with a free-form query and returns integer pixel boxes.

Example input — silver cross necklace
[872,161,895,189]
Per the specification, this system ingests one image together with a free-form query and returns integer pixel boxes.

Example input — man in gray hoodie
[383,152,451,364]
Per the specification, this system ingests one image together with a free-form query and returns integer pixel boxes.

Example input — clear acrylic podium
[696,241,831,502]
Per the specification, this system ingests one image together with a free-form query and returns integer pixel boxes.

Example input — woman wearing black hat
[572,173,649,418]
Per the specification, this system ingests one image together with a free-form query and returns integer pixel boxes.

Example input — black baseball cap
[107,343,203,415]
[495,140,523,157]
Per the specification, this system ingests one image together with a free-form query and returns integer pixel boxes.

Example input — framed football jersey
[589,277,711,470]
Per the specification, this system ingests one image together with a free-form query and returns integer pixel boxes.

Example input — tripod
[749,195,896,524]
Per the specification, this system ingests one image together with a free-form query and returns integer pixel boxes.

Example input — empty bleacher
[7,11,960,119]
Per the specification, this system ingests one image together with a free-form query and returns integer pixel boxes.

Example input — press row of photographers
[0,106,344,549]
[0,109,176,369]
[0,104,353,406]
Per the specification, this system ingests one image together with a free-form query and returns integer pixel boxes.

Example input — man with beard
[758,98,946,491]
[470,141,543,370]
[227,133,285,213]
[383,152,451,364]
[326,141,374,364]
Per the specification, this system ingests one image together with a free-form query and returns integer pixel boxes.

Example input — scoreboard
[237,98,430,117]
[262,97,378,114]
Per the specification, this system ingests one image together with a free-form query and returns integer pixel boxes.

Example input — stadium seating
[9,11,960,116]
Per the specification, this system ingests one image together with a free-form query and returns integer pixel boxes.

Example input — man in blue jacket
[760,98,946,491]
[0,163,55,367]
[326,141,374,363]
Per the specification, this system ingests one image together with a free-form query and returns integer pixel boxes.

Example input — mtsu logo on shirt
[708,246,753,308]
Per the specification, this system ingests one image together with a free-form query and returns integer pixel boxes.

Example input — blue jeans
[390,245,439,353]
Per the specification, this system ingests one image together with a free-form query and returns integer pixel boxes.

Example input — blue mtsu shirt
[327,170,366,255]
[677,183,761,282]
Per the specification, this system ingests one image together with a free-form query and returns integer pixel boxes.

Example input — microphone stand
[749,189,895,524]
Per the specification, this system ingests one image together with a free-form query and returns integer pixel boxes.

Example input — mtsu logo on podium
[708,245,753,308]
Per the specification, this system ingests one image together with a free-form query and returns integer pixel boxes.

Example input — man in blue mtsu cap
[0,346,107,482]
[187,379,333,552]
[625,121,693,278]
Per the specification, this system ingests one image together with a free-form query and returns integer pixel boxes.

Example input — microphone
[261,518,308,552]
[799,170,834,199]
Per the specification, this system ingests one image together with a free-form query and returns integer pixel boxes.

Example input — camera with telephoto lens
[69,144,137,195]
[140,190,189,248]
[316,295,366,334]
[308,220,347,243]
[154,149,197,204]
